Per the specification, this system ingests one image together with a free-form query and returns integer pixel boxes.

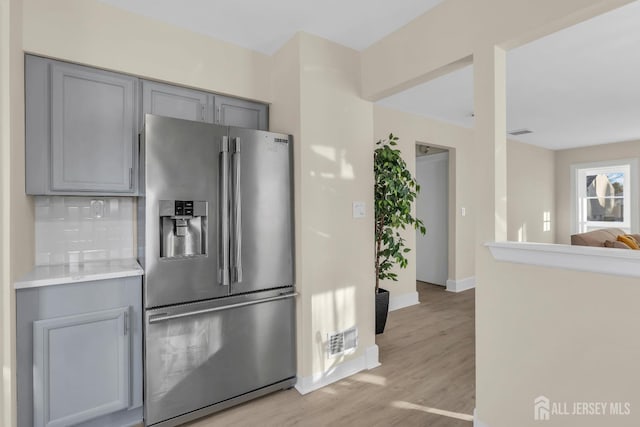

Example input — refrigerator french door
[226,126,294,296]
[139,115,296,427]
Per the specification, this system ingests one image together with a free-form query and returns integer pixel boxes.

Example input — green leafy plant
[374,133,426,292]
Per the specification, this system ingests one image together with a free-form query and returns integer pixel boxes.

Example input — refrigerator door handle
[219,136,230,286]
[148,292,298,323]
[231,137,243,283]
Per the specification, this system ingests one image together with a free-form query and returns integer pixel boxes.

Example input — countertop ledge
[14,259,143,289]
[486,241,640,278]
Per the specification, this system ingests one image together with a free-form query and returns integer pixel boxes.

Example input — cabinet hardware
[148,293,298,323]
[124,311,129,335]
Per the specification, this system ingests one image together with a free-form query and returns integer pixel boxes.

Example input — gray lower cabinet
[26,55,139,196]
[142,80,213,123]
[17,277,142,427]
[215,94,268,130]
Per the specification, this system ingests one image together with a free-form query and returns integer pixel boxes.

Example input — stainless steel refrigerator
[138,115,296,427]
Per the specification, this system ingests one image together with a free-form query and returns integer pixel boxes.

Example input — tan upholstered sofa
[570,228,640,249]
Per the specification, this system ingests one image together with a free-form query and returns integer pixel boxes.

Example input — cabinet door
[33,307,131,427]
[215,95,268,130]
[50,63,137,193]
[142,80,212,123]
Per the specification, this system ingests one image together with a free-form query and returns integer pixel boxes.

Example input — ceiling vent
[508,129,533,136]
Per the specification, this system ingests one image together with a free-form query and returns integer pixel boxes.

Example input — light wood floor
[186,282,475,427]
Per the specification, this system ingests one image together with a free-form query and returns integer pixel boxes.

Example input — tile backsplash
[35,196,135,265]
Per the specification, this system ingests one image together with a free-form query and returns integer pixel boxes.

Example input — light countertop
[14,258,143,289]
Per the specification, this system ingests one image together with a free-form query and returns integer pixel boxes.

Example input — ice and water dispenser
[159,200,208,258]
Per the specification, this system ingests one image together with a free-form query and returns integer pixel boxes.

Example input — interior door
[416,152,449,285]
[228,127,294,295]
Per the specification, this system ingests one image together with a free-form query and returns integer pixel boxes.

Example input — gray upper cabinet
[143,81,268,130]
[142,80,213,123]
[26,55,138,195]
[215,95,268,130]
[25,55,269,197]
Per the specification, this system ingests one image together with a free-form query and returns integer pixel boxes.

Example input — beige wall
[555,139,640,244]
[507,139,555,243]
[23,0,272,102]
[270,35,306,377]
[0,0,9,420]
[374,105,476,299]
[272,33,377,379]
[361,0,473,100]
[361,0,633,101]
[480,261,640,426]
[295,33,375,377]
[1,0,32,423]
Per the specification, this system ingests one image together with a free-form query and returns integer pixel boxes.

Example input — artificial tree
[374,133,425,332]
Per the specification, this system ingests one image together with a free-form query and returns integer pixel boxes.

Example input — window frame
[570,158,639,234]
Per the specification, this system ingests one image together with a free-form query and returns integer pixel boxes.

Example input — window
[571,159,638,234]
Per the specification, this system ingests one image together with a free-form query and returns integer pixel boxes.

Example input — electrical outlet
[90,199,105,219]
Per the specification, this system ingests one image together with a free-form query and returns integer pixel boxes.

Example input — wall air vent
[508,129,533,136]
[327,327,358,358]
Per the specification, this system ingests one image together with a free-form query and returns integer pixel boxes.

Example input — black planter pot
[375,288,390,334]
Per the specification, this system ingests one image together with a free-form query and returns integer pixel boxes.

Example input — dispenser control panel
[158,200,207,218]
[174,200,194,216]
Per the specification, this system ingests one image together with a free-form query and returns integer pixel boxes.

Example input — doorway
[415,144,449,286]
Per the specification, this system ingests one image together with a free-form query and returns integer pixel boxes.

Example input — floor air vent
[328,327,358,358]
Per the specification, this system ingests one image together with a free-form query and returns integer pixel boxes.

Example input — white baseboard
[389,291,419,311]
[365,343,381,369]
[446,276,476,293]
[295,344,380,395]
[474,408,489,427]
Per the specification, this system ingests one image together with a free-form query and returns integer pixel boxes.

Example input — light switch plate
[353,201,366,219]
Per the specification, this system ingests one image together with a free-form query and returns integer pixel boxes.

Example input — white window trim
[570,158,639,234]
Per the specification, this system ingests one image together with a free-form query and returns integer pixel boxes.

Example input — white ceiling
[378,65,475,129]
[378,1,640,150]
[98,0,443,54]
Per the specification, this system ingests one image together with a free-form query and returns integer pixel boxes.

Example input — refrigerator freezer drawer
[144,293,296,426]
